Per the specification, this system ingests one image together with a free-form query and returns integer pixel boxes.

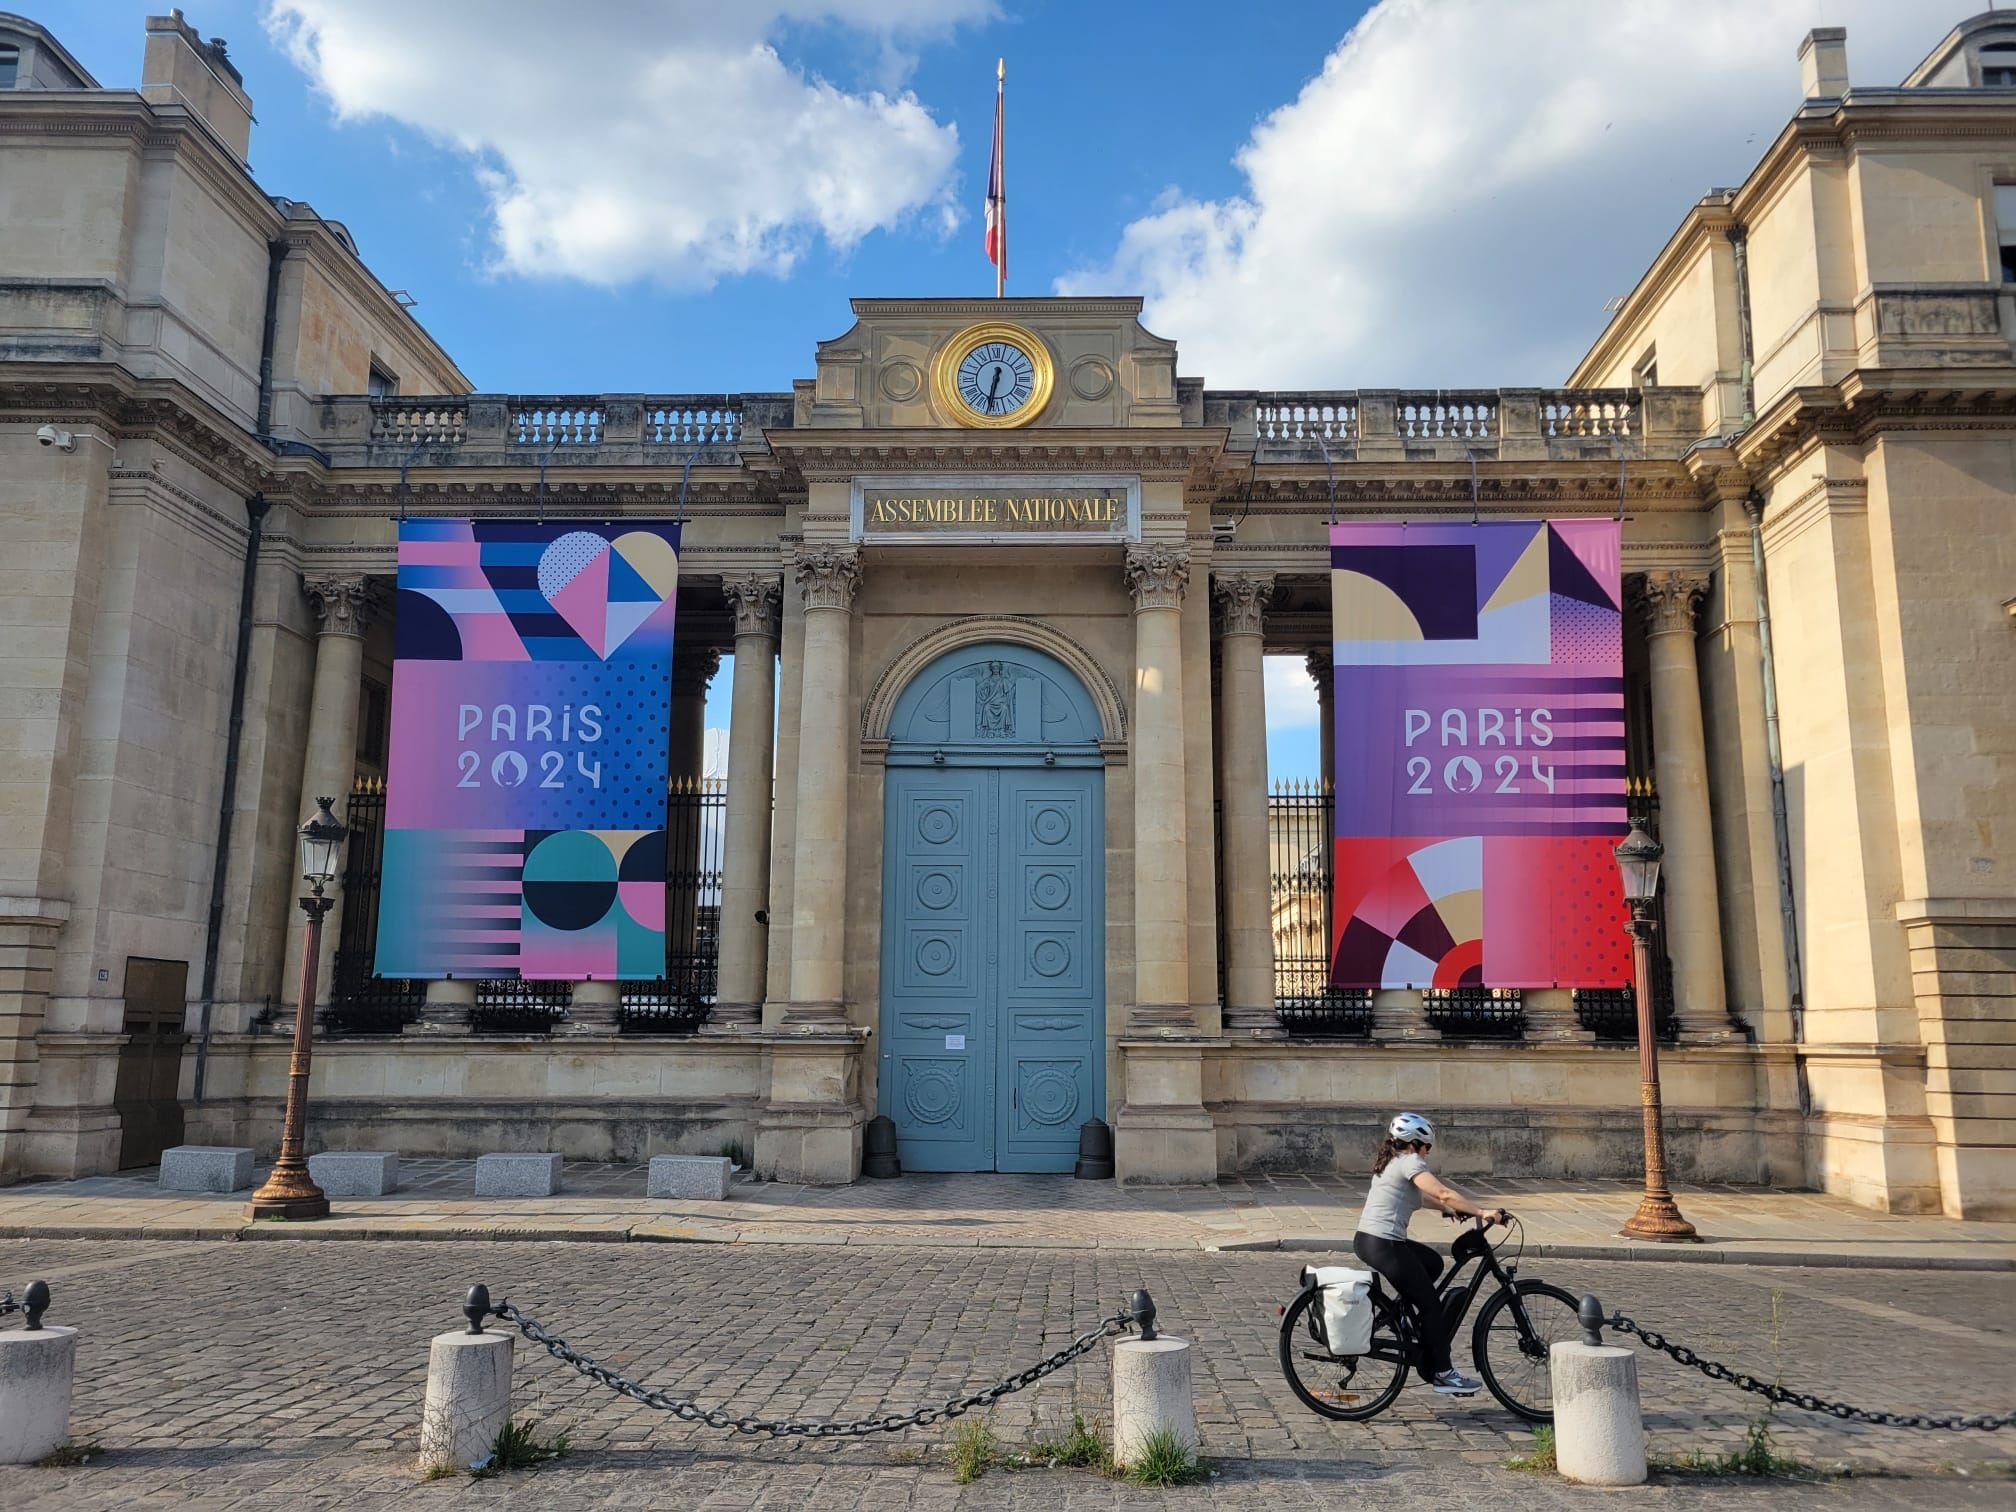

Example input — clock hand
[986,367,1003,414]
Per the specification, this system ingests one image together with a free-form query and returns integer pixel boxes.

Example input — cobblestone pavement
[0,1237,2011,1508]
[5,1166,2013,1269]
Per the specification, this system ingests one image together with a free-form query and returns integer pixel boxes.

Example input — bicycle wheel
[1471,1279,1582,1422]
[1278,1286,1409,1422]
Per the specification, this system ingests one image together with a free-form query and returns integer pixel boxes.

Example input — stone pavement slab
[1,1164,2012,1271]
[0,1238,2008,1509]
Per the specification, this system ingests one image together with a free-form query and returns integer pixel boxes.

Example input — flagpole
[995,57,1005,299]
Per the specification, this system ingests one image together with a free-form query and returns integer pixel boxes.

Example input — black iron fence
[1260,779,1675,1042]
[327,776,727,1037]
[327,779,425,1034]
[1265,781,1372,1036]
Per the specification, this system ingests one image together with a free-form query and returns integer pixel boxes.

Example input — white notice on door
[945,1033,966,1050]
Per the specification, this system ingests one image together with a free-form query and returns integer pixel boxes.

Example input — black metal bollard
[0,1280,52,1331]
[464,1283,491,1335]
[1578,1294,1605,1347]
[1129,1288,1158,1342]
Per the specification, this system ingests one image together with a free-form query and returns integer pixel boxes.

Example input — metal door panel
[881,771,993,1170]
[996,770,1102,1172]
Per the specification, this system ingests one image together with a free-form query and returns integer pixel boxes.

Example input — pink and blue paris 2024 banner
[375,520,680,981]
[1329,519,1631,991]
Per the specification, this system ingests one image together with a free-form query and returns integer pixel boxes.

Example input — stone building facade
[2,11,2012,1215]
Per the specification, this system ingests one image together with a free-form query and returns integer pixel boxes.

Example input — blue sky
[41,0,1955,780]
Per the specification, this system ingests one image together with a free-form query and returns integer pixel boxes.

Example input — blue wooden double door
[880,763,1105,1172]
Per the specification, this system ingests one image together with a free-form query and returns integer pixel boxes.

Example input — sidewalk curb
[2,1222,2011,1270]
[1213,1235,2016,1272]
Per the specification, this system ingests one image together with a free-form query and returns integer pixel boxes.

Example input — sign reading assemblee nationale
[375,520,680,981]
[1329,520,1630,991]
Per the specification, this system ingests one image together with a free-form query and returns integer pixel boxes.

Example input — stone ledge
[306,1151,398,1196]
[159,1145,254,1193]
[648,1155,733,1200]
[472,1153,562,1197]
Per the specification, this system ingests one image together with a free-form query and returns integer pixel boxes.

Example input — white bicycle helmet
[1387,1111,1435,1146]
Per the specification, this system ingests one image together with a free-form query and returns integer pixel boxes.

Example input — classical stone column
[404,977,473,1036]
[1632,571,1733,1042]
[283,573,371,1017]
[669,646,719,783]
[1126,545,1192,1031]
[1215,574,1275,1031]
[713,574,781,1031]
[783,548,861,1025]
[563,979,620,1035]
[664,645,720,963]
[1306,647,1334,790]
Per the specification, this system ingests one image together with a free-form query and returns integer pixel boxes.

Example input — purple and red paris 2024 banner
[1329,520,1631,991]
[375,520,680,981]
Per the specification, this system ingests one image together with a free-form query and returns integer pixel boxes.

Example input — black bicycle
[1277,1215,1581,1423]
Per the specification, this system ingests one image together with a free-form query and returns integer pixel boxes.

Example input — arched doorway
[879,640,1106,1173]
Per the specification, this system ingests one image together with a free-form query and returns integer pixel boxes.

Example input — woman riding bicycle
[1353,1111,1507,1396]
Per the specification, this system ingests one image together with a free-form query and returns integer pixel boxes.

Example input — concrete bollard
[1550,1295,1646,1487]
[0,1282,76,1464]
[1111,1291,1196,1470]
[418,1287,514,1474]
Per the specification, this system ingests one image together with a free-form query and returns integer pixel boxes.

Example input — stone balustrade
[319,386,1696,468]
[316,392,793,466]
[1210,386,1698,462]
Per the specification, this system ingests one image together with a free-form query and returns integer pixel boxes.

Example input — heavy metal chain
[1608,1312,2014,1432]
[492,1299,1134,1439]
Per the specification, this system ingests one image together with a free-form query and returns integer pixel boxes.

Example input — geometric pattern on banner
[375,519,680,981]
[1330,520,1629,989]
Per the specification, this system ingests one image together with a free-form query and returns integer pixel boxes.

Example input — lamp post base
[243,1170,330,1222]
[1620,1192,1698,1242]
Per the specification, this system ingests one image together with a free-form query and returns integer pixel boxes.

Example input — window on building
[1634,349,1659,389]
[1983,45,2016,88]
[1998,185,2016,284]
[0,45,21,89]
[358,678,389,766]
[366,362,398,398]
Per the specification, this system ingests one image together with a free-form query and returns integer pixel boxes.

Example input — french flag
[985,60,1004,293]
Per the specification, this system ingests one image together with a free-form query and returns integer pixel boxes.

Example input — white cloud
[1059,0,1943,387]
[1265,654,1320,730]
[266,0,991,287]
[703,727,731,781]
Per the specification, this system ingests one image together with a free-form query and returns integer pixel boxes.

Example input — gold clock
[931,321,1055,429]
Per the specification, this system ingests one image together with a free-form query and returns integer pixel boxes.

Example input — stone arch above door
[885,640,1103,751]
[863,616,1127,747]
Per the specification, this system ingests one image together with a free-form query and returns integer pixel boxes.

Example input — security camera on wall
[36,425,77,451]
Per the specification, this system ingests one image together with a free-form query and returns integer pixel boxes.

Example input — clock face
[955,341,1037,418]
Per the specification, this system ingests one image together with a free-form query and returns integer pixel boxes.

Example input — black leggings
[1353,1232,1450,1375]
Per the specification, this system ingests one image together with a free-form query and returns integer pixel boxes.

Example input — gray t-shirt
[1356,1152,1431,1240]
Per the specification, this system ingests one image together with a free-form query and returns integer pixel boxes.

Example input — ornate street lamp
[244,796,347,1221]
[1614,822,1697,1241]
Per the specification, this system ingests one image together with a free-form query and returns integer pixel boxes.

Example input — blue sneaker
[1431,1369,1482,1395]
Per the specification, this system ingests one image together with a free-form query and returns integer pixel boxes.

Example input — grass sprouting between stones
[1505,1426,1556,1473]
[1028,1413,1113,1471]
[1122,1426,1208,1487]
[33,1442,102,1469]
[467,1417,570,1480]
[948,1419,1000,1484]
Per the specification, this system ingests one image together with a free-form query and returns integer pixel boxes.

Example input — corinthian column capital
[1213,573,1275,636]
[1304,645,1334,697]
[302,572,374,638]
[672,646,722,699]
[721,572,783,639]
[796,546,862,614]
[1630,570,1711,638]
[1125,543,1190,612]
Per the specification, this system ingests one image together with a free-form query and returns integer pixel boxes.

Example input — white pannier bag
[1307,1265,1376,1355]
